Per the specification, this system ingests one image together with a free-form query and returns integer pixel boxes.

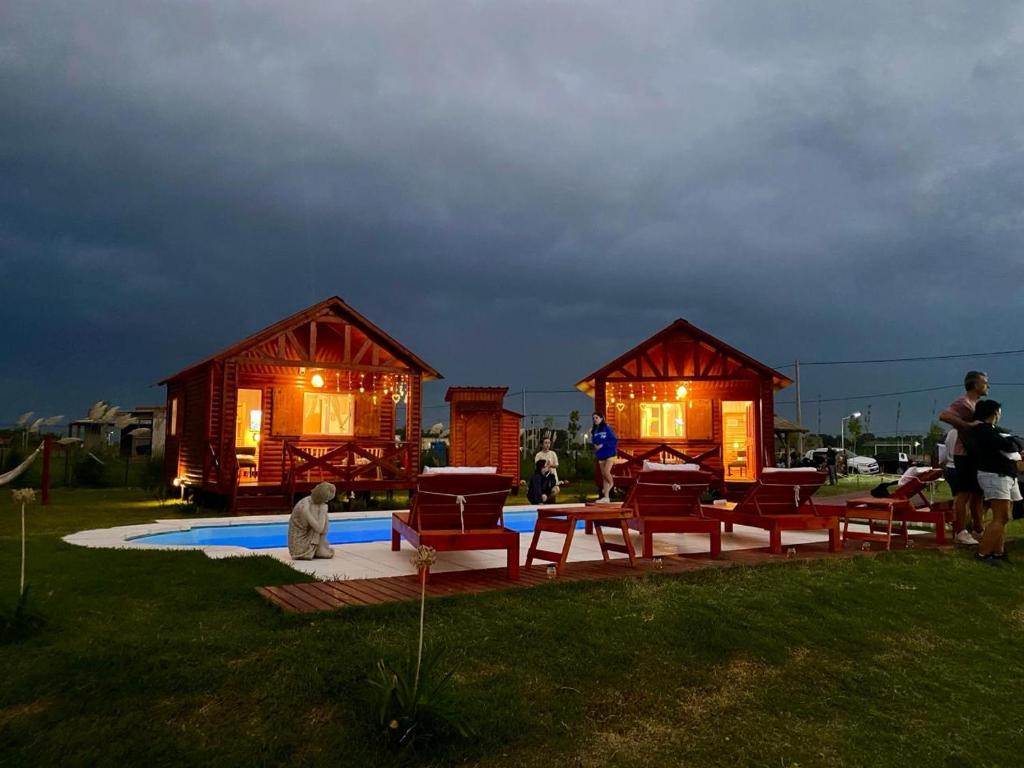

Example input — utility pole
[794,360,804,453]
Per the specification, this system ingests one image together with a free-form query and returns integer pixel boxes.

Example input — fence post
[41,436,53,505]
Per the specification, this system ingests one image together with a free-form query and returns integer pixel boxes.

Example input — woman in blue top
[591,412,618,502]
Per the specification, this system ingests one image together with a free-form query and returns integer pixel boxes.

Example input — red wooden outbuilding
[576,319,791,496]
[445,387,522,486]
[161,297,442,512]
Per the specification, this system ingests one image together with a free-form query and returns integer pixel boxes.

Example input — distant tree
[847,417,862,452]
[566,410,581,446]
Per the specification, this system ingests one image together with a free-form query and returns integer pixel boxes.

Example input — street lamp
[840,411,862,454]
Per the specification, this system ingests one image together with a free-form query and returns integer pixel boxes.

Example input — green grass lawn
[1,488,1022,767]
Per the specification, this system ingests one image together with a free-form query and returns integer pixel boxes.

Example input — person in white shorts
[962,399,1023,564]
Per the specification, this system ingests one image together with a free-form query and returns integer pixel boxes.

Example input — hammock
[0,445,42,487]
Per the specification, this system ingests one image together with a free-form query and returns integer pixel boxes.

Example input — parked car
[874,452,909,474]
[803,448,880,475]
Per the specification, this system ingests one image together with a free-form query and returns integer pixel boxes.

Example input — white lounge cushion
[423,466,498,474]
[642,461,701,472]
[762,467,819,474]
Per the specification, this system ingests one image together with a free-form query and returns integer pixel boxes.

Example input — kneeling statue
[288,481,336,560]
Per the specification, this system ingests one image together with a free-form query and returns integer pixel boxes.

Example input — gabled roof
[161,296,442,384]
[576,318,791,396]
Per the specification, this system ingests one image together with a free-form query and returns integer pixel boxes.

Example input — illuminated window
[302,392,354,435]
[169,397,179,437]
[640,403,685,438]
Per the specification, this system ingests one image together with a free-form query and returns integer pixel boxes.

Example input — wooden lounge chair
[600,468,719,558]
[843,468,948,549]
[702,468,838,554]
[391,472,519,579]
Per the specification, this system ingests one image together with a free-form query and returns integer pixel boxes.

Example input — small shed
[576,319,791,495]
[445,387,522,486]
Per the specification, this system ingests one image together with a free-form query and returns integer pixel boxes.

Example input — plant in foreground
[2,488,45,644]
[368,545,471,750]
[12,488,36,596]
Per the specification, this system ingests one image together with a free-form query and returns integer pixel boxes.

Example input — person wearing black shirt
[526,459,559,505]
[962,399,1023,563]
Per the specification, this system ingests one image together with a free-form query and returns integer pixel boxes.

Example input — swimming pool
[131,509,581,549]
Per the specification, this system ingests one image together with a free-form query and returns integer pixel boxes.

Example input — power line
[778,385,954,409]
[774,348,1024,368]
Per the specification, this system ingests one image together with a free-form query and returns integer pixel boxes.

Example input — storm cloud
[2,1,1023,433]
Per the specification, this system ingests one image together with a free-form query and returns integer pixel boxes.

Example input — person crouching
[527,459,559,505]
[288,481,337,560]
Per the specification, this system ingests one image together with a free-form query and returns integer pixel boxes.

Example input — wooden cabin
[161,297,442,512]
[576,319,791,497]
[445,387,522,486]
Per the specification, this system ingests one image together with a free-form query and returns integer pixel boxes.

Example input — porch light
[675,384,688,400]
[172,477,182,487]
[310,372,325,389]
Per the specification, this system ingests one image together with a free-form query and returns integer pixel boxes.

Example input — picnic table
[525,504,637,576]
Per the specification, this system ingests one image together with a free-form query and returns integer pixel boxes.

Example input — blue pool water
[132,509,581,549]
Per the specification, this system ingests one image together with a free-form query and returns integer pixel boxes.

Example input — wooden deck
[258,535,946,614]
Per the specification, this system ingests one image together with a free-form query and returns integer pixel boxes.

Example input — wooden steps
[257,535,946,613]
[232,486,291,514]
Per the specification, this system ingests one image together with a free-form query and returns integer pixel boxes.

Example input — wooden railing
[283,439,413,497]
[610,443,722,482]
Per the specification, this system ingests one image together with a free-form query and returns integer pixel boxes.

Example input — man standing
[939,370,989,545]
[825,447,838,485]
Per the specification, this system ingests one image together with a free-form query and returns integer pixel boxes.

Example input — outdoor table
[700,500,737,530]
[841,498,899,550]
[525,505,637,576]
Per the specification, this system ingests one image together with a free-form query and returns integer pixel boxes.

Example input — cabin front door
[235,388,263,482]
[465,413,494,466]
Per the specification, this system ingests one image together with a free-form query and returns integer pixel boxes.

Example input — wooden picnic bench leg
[710,526,721,558]
[558,518,578,575]
[724,521,733,533]
[506,539,520,580]
[593,523,611,562]
[391,528,401,551]
[828,522,840,553]
[644,529,654,560]
[619,520,637,567]
[525,526,544,568]
[769,528,782,555]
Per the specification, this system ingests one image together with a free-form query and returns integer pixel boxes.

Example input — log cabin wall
[577,318,791,492]
[171,363,212,487]
[161,296,442,500]
[231,367,399,488]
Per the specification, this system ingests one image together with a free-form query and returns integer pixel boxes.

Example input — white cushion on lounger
[642,461,701,471]
[423,466,498,474]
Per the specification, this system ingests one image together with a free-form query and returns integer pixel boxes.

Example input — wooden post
[41,436,53,506]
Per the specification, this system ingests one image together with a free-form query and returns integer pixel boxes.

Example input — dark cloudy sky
[2,1,1023,437]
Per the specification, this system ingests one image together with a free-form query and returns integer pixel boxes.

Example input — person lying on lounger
[288,481,336,560]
